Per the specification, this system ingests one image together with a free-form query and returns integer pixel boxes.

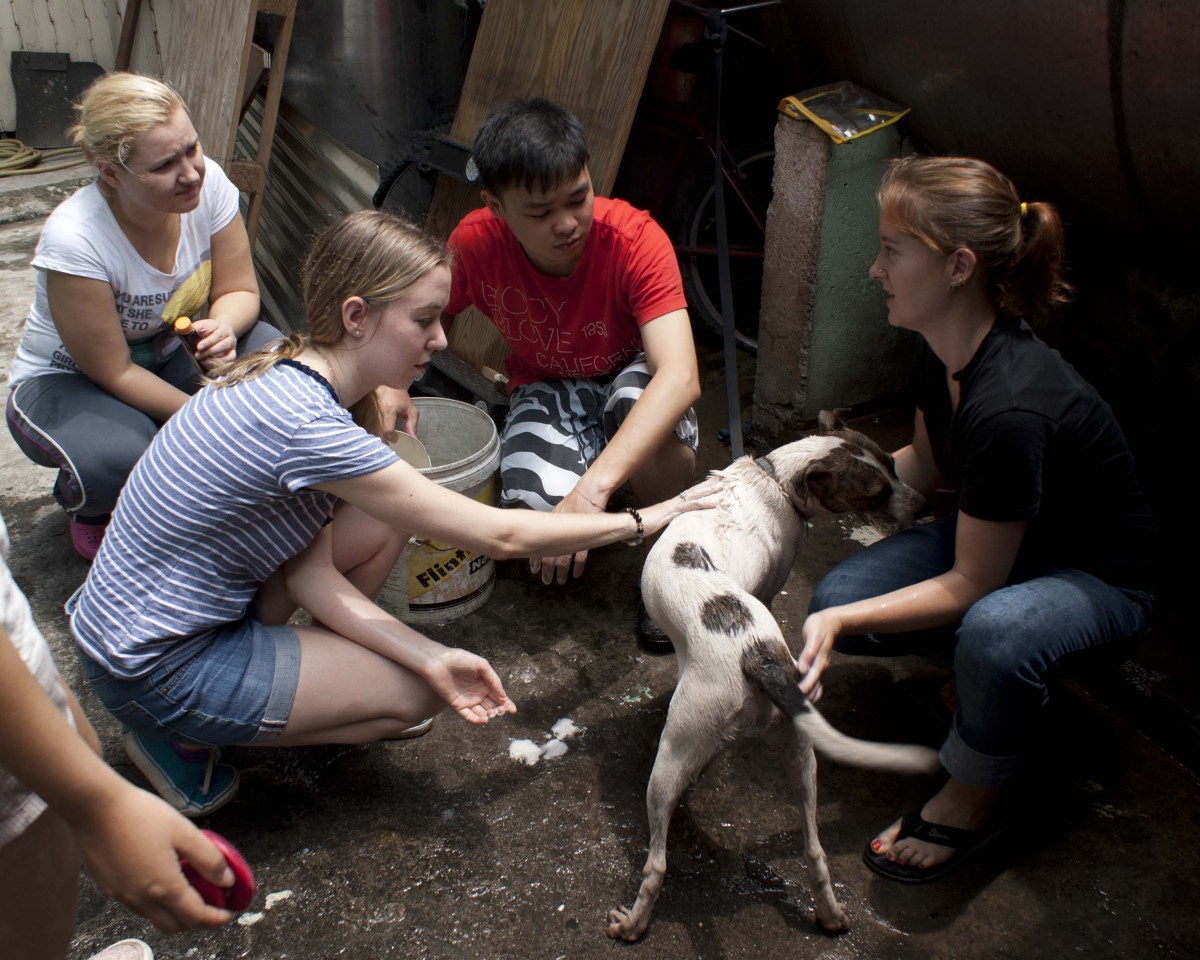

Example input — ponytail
[1007,200,1073,318]
[880,155,1073,319]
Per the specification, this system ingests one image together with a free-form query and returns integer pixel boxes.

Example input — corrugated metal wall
[235,96,377,332]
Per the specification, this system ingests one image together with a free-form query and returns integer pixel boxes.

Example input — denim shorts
[78,617,301,746]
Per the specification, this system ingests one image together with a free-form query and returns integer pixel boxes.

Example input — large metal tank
[780,0,1200,240]
[241,0,481,330]
[274,0,481,166]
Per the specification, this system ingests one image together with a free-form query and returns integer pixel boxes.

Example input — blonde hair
[70,72,188,166]
[879,155,1072,318]
[215,210,450,436]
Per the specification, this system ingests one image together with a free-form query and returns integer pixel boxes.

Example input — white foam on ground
[540,738,569,760]
[510,716,584,765]
[509,739,543,765]
[551,717,581,740]
[265,890,293,909]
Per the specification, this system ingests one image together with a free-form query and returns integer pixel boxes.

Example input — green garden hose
[0,139,89,177]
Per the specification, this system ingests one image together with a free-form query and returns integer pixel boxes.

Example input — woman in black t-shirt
[798,155,1155,883]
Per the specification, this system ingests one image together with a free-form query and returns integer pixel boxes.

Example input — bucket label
[407,541,492,606]
[403,477,498,610]
[377,428,500,623]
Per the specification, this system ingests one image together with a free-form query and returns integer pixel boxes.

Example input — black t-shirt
[916,316,1157,592]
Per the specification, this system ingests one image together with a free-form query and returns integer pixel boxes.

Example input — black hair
[470,97,590,197]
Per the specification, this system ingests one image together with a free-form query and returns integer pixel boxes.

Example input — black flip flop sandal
[862,808,1008,884]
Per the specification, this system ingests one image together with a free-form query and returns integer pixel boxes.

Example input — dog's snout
[889,484,927,526]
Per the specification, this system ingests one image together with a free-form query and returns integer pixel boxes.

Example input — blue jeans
[809,515,1154,788]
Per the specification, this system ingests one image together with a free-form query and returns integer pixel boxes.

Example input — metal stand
[694,0,781,460]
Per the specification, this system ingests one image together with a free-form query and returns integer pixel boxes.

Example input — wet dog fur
[607,411,937,941]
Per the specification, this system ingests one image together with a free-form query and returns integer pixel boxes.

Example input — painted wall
[1,0,171,133]
[754,115,909,436]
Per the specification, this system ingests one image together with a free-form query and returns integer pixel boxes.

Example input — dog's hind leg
[606,685,733,942]
[763,724,851,933]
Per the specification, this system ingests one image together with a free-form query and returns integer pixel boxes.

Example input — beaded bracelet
[624,507,644,547]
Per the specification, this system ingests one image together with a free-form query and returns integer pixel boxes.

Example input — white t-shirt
[7,160,241,385]
[0,513,75,847]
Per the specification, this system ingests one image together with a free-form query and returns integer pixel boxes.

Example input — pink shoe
[69,515,108,560]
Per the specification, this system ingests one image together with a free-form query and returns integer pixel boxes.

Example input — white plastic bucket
[378,397,500,624]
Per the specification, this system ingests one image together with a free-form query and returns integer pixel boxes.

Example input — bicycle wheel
[374,153,437,221]
[373,123,459,220]
[678,149,774,355]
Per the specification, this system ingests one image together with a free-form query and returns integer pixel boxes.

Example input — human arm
[48,271,191,421]
[315,461,713,563]
[893,408,944,497]
[190,214,260,366]
[796,512,1027,694]
[280,524,515,723]
[0,628,234,932]
[534,308,702,581]
[571,309,699,509]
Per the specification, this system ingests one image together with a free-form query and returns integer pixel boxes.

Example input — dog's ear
[793,464,837,512]
[817,410,846,434]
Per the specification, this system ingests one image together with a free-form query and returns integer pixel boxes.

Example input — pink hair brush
[181,829,257,911]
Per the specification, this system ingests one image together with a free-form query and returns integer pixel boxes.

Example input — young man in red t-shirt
[402,98,701,648]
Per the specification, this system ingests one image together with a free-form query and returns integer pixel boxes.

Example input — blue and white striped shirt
[71,360,397,678]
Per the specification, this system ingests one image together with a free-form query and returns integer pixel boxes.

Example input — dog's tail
[741,638,940,775]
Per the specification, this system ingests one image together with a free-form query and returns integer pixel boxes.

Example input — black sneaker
[636,595,674,654]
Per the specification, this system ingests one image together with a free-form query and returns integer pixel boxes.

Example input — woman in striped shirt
[70,211,710,817]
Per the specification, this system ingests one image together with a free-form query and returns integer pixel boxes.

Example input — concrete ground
[2,170,1199,960]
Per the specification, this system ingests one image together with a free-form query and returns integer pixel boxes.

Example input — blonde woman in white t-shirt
[4,73,278,560]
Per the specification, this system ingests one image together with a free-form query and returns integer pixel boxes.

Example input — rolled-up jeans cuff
[939,720,1021,788]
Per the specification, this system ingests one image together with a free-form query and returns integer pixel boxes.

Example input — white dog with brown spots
[607,411,937,942]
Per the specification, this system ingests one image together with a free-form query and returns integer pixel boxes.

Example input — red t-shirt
[447,196,687,392]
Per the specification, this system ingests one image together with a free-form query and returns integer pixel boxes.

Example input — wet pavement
[2,173,1198,960]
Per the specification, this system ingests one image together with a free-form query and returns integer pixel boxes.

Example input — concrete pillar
[753,113,914,440]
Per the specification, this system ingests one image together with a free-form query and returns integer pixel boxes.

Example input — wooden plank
[244,0,295,244]
[124,0,170,79]
[428,0,670,374]
[163,0,256,165]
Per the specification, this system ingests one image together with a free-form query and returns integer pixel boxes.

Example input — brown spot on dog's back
[673,541,716,571]
[701,594,753,635]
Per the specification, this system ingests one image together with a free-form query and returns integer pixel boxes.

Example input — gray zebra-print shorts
[499,353,699,511]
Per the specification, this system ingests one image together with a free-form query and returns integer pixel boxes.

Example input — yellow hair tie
[1019,201,1029,218]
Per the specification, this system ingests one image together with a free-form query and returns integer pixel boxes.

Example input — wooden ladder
[162,0,296,248]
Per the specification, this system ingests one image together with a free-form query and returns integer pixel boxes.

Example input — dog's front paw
[816,900,851,934]
[606,905,648,942]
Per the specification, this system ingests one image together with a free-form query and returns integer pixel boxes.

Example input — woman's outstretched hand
[424,648,517,724]
[638,477,723,541]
